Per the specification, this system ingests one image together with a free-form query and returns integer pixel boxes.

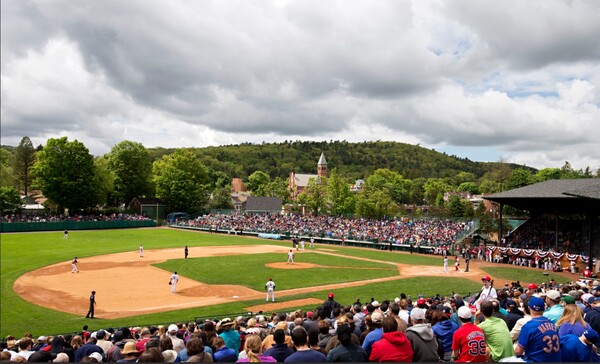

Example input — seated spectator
[213,337,237,362]
[369,316,412,362]
[236,334,275,362]
[263,329,294,362]
[185,337,212,362]
[284,327,326,362]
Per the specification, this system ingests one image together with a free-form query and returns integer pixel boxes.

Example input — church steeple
[317,152,327,178]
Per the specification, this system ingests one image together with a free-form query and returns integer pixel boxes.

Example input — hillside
[148,140,529,181]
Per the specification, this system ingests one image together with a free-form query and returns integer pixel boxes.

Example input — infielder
[287,249,294,264]
[310,237,314,248]
[265,278,276,302]
[169,271,179,293]
[71,257,79,273]
[139,244,144,258]
[443,256,448,273]
[300,239,305,251]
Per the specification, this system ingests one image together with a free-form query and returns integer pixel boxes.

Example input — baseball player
[300,239,305,251]
[265,278,276,302]
[454,256,460,271]
[71,257,79,273]
[169,271,179,293]
[139,244,144,258]
[287,249,294,264]
[184,245,188,259]
[443,256,448,273]
[64,229,68,240]
[310,237,314,248]
[514,296,561,362]
[85,291,96,319]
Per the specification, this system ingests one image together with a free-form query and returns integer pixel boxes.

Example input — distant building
[244,196,282,214]
[231,178,247,193]
[289,152,328,200]
[128,198,167,220]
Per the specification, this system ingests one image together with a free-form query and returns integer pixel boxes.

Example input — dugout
[484,178,600,274]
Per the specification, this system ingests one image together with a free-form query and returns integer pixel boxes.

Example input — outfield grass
[0,228,545,337]
[481,266,572,286]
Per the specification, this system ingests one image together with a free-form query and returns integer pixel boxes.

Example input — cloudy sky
[2,0,599,171]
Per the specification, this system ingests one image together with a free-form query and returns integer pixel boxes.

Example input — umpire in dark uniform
[86,290,96,319]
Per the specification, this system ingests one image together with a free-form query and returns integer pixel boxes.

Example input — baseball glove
[168,281,172,285]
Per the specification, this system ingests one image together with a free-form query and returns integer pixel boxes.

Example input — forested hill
[148,140,526,181]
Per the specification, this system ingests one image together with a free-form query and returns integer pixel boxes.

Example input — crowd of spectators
[2,278,599,362]
[502,217,588,255]
[0,213,152,224]
[181,214,473,248]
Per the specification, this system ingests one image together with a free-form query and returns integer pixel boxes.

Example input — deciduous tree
[107,141,153,205]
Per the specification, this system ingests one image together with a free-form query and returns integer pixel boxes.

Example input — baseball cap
[96,330,106,339]
[582,293,593,303]
[546,290,561,301]
[481,275,491,282]
[588,296,600,305]
[410,308,426,321]
[529,296,545,312]
[561,295,575,305]
[371,300,381,308]
[527,283,538,290]
[457,306,472,319]
[89,352,104,362]
[306,311,313,318]
[328,293,334,299]
[584,330,600,345]
[168,324,178,332]
[37,336,46,342]
[506,299,517,307]
[417,298,426,306]
[441,306,452,315]
[371,311,384,323]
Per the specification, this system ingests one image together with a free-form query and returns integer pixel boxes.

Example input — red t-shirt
[451,322,486,362]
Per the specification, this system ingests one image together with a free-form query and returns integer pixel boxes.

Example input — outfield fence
[0,219,156,233]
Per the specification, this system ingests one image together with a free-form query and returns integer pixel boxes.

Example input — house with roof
[128,197,167,220]
[288,152,328,200]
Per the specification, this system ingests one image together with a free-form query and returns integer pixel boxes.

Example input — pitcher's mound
[266,262,319,269]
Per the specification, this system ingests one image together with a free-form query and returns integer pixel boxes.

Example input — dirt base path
[14,244,576,319]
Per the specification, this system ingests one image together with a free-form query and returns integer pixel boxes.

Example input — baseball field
[0,227,574,338]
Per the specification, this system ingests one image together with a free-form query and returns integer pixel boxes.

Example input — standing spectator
[405,308,440,362]
[322,293,341,319]
[476,275,497,306]
[369,316,412,362]
[284,327,326,362]
[477,301,514,362]
[514,296,561,362]
[452,306,486,362]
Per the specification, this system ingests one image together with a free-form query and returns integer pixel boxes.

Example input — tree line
[1,137,598,220]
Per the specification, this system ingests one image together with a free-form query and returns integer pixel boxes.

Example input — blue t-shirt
[284,349,326,362]
[361,327,383,355]
[559,334,598,362]
[517,317,561,362]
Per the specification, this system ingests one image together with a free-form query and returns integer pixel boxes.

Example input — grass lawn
[481,266,572,286]
[0,227,549,337]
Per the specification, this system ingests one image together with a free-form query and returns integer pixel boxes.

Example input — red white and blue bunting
[484,246,590,263]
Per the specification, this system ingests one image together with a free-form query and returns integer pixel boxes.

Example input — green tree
[0,149,15,188]
[93,157,115,207]
[423,178,450,206]
[208,186,234,210]
[33,137,98,213]
[366,169,411,204]
[508,169,534,189]
[355,188,397,219]
[246,171,271,196]
[326,169,355,215]
[535,168,561,182]
[13,136,37,195]
[479,179,500,194]
[0,187,22,214]
[457,182,479,195]
[107,141,153,205]
[266,177,290,202]
[448,195,464,217]
[298,177,327,215]
[152,149,209,213]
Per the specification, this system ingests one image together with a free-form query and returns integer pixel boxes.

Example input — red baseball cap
[481,275,491,282]
[328,293,334,299]
[528,283,538,290]
[417,298,426,306]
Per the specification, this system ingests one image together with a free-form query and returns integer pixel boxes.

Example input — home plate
[232,295,239,298]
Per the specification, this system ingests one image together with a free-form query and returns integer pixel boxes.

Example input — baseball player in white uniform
[300,239,305,251]
[71,257,79,273]
[287,249,294,264]
[139,244,144,257]
[265,278,276,301]
[169,271,179,293]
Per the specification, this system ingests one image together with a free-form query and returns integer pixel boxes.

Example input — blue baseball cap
[588,296,600,305]
[583,330,600,345]
[528,296,545,312]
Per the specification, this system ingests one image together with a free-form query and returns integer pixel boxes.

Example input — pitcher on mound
[287,249,294,264]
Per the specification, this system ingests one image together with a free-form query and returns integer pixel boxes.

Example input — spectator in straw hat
[218,318,241,355]
[118,341,140,362]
